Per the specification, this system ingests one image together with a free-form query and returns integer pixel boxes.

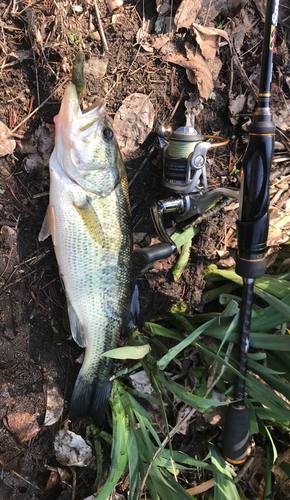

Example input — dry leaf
[175,404,191,435]
[197,0,246,24]
[45,471,60,490]
[229,94,246,122]
[152,34,170,50]
[156,0,171,16]
[3,412,40,444]
[252,0,267,21]
[0,121,16,157]
[113,94,154,155]
[136,20,154,53]
[174,0,202,29]
[129,370,155,396]
[161,41,222,99]
[191,23,229,60]
[43,372,64,426]
[273,108,290,131]
[106,0,123,13]
[187,478,215,496]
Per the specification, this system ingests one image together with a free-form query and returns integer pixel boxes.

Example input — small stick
[138,406,197,498]
[204,342,234,398]
[203,0,212,26]
[93,0,108,54]
[0,247,13,278]
[11,77,69,134]
[0,459,41,491]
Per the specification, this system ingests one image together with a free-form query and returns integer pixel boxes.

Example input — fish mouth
[55,83,106,136]
[77,98,105,133]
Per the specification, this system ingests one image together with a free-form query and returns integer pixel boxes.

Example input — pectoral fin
[39,206,56,243]
[67,298,87,348]
[73,197,105,246]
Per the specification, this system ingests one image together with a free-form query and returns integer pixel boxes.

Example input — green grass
[88,270,290,499]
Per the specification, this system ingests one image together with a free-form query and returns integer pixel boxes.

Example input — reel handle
[132,243,174,266]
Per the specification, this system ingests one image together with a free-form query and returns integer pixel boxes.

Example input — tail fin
[69,371,112,426]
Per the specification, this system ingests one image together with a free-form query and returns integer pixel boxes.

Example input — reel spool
[159,125,229,194]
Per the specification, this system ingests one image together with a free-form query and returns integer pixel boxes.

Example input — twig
[70,467,76,500]
[0,459,41,491]
[188,197,236,229]
[93,0,108,54]
[11,77,69,134]
[204,342,234,398]
[32,49,40,106]
[138,406,197,499]
[229,39,258,102]
[0,247,14,278]
[0,256,54,296]
[234,456,255,482]
[203,0,212,26]
[139,331,235,497]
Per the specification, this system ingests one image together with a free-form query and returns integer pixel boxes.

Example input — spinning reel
[133,125,239,266]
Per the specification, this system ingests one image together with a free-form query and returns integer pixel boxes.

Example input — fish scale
[39,83,134,424]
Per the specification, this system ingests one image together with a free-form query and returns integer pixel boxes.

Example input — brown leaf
[161,41,222,99]
[106,0,123,13]
[0,121,16,157]
[174,0,202,29]
[43,372,64,426]
[229,94,246,115]
[113,94,154,156]
[185,54,214,99]
[45,471,60,490]
[198,0,247,24]
[192,23,229,60]
[187,478,215,496]
[3,412,40,444]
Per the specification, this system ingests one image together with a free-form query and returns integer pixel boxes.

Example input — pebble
[90,31,101,41]
[84,57,108,79]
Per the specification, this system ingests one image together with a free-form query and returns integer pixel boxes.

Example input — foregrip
[236,122,275,279]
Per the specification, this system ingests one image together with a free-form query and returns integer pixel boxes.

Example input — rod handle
[222,404,250,464]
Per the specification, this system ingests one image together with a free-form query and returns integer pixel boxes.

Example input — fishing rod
[222,0,279,464]
[132,0,279,467]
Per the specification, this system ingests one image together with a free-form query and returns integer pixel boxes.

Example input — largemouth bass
[39,80,136,424]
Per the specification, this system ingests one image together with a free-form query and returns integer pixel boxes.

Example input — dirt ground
[0,0,290,499]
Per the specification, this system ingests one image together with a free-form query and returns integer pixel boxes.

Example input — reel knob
[158,124,172,138]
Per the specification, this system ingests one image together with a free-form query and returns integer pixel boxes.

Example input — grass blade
[102,344,151,359]
[97,382,129,500]
[208,444,239,500]
[172,239,192,281]
[158,372,227,411]
[157,318,216,370]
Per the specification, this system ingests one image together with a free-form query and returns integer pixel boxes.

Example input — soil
[0,0,290,499]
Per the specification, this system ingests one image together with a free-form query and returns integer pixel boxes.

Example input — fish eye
[103,127,114,141]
